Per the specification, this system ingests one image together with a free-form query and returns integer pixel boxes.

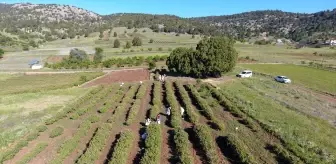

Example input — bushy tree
[167,37,237,77]
[132,37,142,46]
[134,29,138,33]
[69,48,88,62]
[126,41,132,49]
[149,39,154,43]
[94,47,103,63]
[114,39,120,48]
[0,48,4,59]
[114,32,118,37]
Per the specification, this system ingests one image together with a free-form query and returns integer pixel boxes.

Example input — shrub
[132,37,142,46]
[226,133,256,164]
[26,133,40,141]
[301,61,306,64]
[126,84,148,125]
[149,39,154,43]
[126,41,132,49]
[175,82,199,124]
[109,131,134,164]
[165,81,181,128]
[17,143,48,164]
[49,127,64,138]
[76,123,112,164]
[194,125,220,164]
[140,124,162,164]
[148,48,153,51]
[36,125,48,132]
[50,120,92,164]
[173,128,193,164]
[114,39,120,48]
[268,144,302,164]
[158,47,163,51]
[88,115,100,123]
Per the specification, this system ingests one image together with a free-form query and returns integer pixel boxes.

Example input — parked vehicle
[236,70,253,78]
[275,76,291,83]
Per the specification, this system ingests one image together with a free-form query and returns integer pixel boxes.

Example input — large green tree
[132,37,142,46]
[166,37,237,77]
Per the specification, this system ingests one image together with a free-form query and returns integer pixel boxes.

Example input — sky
[3,0,336,17]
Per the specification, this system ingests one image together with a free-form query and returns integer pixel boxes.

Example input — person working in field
[156,114,161,124]
[145,118,151,126]
[180,107,185,118]
[166,106,171,116]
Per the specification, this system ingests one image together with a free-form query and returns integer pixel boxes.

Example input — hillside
[0,3,335,49]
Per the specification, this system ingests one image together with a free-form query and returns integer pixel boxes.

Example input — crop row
[165,81,181,128]
[108,131,135,164]
[76,123,113,164]
[45,85,104,125]
[16,142,48,164]
[50,119,93,164]
[0,140,29,162]
[205,85,308,163]
[108,84,139,123]
[173,128,193,164]
[174,81,199,124]
[194,125,220,164]
[99,85,124,113]
[140,124,162,164]
[125,83,148,125]
[150,82,162,119]
[225,134,256,164]
[186,84,224,130]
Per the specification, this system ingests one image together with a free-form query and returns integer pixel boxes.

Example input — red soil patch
[83,69,150,87]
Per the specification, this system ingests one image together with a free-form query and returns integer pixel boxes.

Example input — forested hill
[0,2,335,48]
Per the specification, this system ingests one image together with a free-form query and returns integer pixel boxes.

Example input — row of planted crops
[1,81,309,164]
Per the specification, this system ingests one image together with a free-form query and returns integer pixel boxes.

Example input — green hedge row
[0,140,28,162]
[174,82,199,124]
[16,142,48,164]
[150,82,162,119]
[194,125,220,164]
[209,85,309,163]
[126,82,148,125]
[173,128,193,164]
[186,84,224,130]
[165,81,181,128]
[45,86,104,125]
[268,144,303,164]
[140,124,162,164]
[76,123,113,164]
[109,131,135,164]
[50,120,92,164]
[49,127,64,138]
[99,85,120,113]
[225,133,257,164]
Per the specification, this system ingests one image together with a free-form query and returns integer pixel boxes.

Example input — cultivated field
[0,69,335,164]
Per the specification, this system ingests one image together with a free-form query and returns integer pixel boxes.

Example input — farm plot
[1,78,332,164]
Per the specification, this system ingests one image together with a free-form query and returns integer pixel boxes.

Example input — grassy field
[0,72,103,95]
[219,79,336,163]
[239,64,336,94]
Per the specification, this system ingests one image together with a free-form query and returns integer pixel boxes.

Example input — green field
[219,79,336,163]
[239,64,336,94]
[0,72,103,95]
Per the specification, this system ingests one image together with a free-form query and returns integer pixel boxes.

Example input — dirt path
[127,83,151,164]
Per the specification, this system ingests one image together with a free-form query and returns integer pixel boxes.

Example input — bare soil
[83,68,150,87]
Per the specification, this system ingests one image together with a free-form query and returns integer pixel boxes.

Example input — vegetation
[132,36,142,46]
[76,123,112,164]
[165,81,181,128]
[126,41,132,49]
[114,39,121,48]
[242,64,336,94]
[36,125,48,132]
[167,37,237,77]
[150,82,162,119]
[16,143,48,164]
[0,48,4,58]
[49,127,64,138]
[126,83,148,125]
[225,134,256,164]
[94,47,103,63]
[140,124,162,164]
[194,125,220,164]
[50,120,92,164]
[0,140,28,162]
[173,128,193,164]
[108,131,134,164]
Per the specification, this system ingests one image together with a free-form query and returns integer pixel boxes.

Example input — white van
[236,70,253,78]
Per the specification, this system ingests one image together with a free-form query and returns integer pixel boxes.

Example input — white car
[275,76,291,83]
[236,70,253,78]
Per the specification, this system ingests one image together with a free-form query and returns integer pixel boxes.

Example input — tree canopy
[125,41,132,49]
[0,48,4,58]
[166,37,237,77]
[114,39,120,48]
[94,47,103,63]
[132,37,142,46]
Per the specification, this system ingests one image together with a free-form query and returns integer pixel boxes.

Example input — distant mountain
[0,3,335,48]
